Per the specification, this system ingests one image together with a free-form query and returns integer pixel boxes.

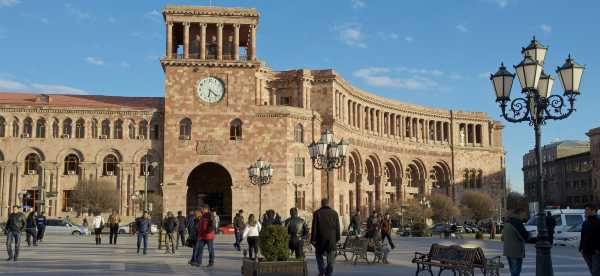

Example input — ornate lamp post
[307,129,349,201]
[142,156,159,212]
[490,37,585,276]
[248,159,273,216]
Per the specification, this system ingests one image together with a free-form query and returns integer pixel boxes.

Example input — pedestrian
[545,211,556,246]
[176,211,187,250]
[242,213,261,260]
[311,199,340,276]
[285,207,308,259]
[163,211,178,254]
[92,211,105,245]
[366,211,380,239]
[190,206,215,267]
[5,205,26,261]
[35,212,47,242]
[380,213,395,250]
[135,211,151,255]
[233,209,245,251]
[108,210,121,245]
[502,208,529,276]
[349,210,362,236]
[211,209,220,235]
[25,210,38,247]
[186,210,197,247]
[82,217,89,233]
[580,204,600,276]
[490,219,497,240]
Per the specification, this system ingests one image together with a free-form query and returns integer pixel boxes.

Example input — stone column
[200,23,207,60]
[250,25,256,60]
[233,24,240,61]
[183,22,190,59]
[217,23,223,60]
[166,22,174,59]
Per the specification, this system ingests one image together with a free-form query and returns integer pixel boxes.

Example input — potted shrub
[241,224,307,276]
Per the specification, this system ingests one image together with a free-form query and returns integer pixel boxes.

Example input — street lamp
[248,159,273,216]
[143,156,159,212]
[490,37,585,276]
[307,129,349,201]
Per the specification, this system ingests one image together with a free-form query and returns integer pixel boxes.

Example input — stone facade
[587,127,600,206]
[0,5,506,224]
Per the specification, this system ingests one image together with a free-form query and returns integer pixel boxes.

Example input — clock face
[196,77,224,103]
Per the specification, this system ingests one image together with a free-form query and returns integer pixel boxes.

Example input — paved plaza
[0,233,590,275]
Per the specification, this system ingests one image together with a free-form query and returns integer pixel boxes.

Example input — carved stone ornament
[195,140,220,155]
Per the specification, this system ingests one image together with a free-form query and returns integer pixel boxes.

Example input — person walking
[163,211,178,254]
[233,209,245,251]
[380,213,395,250]
[366,211,380,239]
[190,207,215,267]
[490,220,497,240]
[502,208,529,276]
[211,209,220,235]
[242,214,261,260]
[545,211,556,246]
[176,211,186,250]
[108,211,121,245]
[92,212,105,245]
[311,199,340,276]
[35,212,47,242]
[186,210,197,248]
[135,211,151,255]
[580,204,600,276]
[25,210,38,247]
[5,206,26,261]
[349,210,362,236]
[285,207,308,259]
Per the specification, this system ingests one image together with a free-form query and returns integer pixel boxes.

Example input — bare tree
[403,199,432,224]
[506,192,528,213]
[429,193,460,223]
[71,180,120,215]
[460,191,496,223]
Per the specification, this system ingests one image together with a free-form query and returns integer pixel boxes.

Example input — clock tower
[160,6,276,222]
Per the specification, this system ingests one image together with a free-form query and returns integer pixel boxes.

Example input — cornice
[163,6,259,18]
[0,106,162,116]
[160,58,262,69]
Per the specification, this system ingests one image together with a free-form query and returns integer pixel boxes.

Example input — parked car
[45,218,89,236]
[524,209,586,242]
[554,223,582,247]
[430,224,449,236]
[118,222,158,234]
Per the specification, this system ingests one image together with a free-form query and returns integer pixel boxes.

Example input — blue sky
[1,0,599,193]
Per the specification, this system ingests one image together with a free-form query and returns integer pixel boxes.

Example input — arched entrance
[187,162,232,224]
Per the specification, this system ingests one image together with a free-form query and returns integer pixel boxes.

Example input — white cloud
[404,36,414,42]
[353,67,439,90]
[456,24,468,33]
[85,56,104,65]
[145,10,162,23]
[335,23,367,48]
[396,67,445,77]
[541,24,552,33]
[479,72,492,79]
[0,79,27,90]
[30,83,87,94]
[0,0,19,7]
[351,0,365,9]
[65,3,91,21]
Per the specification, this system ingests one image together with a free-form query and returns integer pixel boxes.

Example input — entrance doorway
[186,162,232,225]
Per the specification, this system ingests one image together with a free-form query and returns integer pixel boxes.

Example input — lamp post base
[535,239,554,276]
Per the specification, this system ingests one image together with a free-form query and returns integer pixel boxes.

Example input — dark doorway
[186,162,232,225]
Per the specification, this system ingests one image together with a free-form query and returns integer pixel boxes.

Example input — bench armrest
[412,252,430,263]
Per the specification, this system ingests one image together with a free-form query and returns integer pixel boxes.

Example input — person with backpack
[163,211,178,254]
[25,210,38,247]
[190,206,215,267]
[176,211,187,250]
[35,212,47,243]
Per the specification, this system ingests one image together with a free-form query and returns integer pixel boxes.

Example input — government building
[0,6,506,225]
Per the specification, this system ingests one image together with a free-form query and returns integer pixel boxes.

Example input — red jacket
[196,213,215,240]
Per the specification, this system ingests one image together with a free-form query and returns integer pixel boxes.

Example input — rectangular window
[565,215,583,227]
[295,191,305,210]
[294,157,305,177]
[62,190,74,211]
[279,96,291,106]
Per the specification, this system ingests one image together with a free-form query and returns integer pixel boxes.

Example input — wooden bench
[336,236,359,261]
[412,243,504,276]
[336,236,385,265]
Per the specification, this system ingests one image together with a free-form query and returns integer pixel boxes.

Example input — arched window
[294,124,304,143]
[138,119,148,139]
[36,118,46,138]
[91,119,98,138]
[0,116,5,137]
[62,118,72,137]
[150,118,159,140]
[101,119,110,138]
[139,154,157,176]
[114,119,123,139]
[75,119,85,138]
[12,118,19,137]
[52,119,59,138]
[24,153,41,175]
[23,117,33,138]
[102,154,118,176]
[179,118,191,140]
[64,154,80,175]
[230,118,242,140]
[128,123,136,139]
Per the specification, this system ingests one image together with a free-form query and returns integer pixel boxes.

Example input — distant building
[587,127,600,207]
[522,140,593,208]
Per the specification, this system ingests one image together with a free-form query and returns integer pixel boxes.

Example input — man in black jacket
[545,211,556,245]
[349,210,361,236]
[285,207,308,258]
[163,211,178,254]
[580,204,600,276]
[233,209,244,251]
[35,212,47,243]
[25,210,38,247]
[5,206,26,261]
[311,199,340,276]
[176,211,186,250]
[135,212,151,255]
